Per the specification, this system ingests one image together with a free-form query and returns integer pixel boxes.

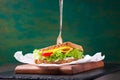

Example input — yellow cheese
[42,46,73,53]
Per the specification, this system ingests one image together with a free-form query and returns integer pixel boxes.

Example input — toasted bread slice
[39,42,83,52]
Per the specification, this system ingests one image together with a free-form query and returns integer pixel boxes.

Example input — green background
[0,0,120,65]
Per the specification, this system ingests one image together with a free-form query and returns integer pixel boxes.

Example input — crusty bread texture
[39,42,83,52]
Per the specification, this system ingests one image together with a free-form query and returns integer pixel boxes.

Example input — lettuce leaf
[65,48,83,59]
[33,49,42,59]
[33,48,83,62]
[46,50,63,62]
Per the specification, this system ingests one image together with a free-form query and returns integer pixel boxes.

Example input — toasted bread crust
[40,42,83,52]
[35,58,77,64]
[65,42,83,51]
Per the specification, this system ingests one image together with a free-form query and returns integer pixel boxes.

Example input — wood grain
[15,61,104,75]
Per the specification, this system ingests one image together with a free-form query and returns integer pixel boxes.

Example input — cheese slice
[42,46,73,53]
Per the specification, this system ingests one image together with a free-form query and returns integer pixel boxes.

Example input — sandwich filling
[33,42,84,64]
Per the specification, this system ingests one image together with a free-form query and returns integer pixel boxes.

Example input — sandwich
[33,42,84,64]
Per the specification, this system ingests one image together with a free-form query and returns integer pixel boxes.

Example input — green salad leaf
[44,50,63,62]
[65,48,83,59]
[33,48,83,62]
[33,49,42,59]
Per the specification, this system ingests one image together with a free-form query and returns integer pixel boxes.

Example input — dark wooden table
[0,63,120,80]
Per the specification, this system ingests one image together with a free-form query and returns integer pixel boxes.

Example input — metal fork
[57,0,63,44]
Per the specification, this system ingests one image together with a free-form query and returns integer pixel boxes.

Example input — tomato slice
[42,52,53,57]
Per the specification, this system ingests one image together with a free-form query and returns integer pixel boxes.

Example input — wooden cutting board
[15,61,104,75]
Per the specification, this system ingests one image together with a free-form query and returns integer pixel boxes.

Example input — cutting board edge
[15,61,104,75]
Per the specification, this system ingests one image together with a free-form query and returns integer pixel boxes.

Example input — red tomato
[42,52,53,57]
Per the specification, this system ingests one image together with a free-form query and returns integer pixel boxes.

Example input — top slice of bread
[39,42,83,52]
